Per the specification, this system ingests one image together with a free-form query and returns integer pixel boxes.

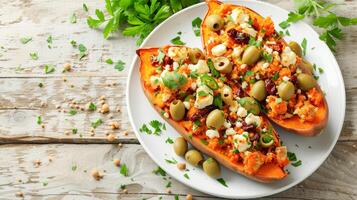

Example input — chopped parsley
[193,120,201,126]
[301,38,307,56]
[165,137,174,144]
[91,118,103,128]
[161,71,187,89]
[183,173,190,179]
[71,164,77,171]
[153,167,166,176]
[83,3,88,12]
[88,102,97,111]
[70,13,77,24]
[139,120,166,135]
[192,17,202,36]
[275,98,283,104]
[47,35,53,48]
[70,40,77,47]
[156,49,165,64]
[197,90,208,97]
[105,58,114,64]
[213,94,223,109]
[30,52,39,60]
[200,138,208,145]
[287,151,297,161]
[120,184,126,189]
[42,181,48,186]
[72,128,78,134]
[262,52,273,63]
[44,64,55,74]
[272,72,279,81]
[78,44,87,60]
[20,37,32,44]
[207,59,220,78]
[69,109,77,116]
[114,60,125,71]
[166,181,172,188]
[248,37,261,47]
[120,164,129,176]
[291,160,302,167]
[36,116,42,125]
[165,158,178,164]
[216,178,228,187]
[171,36,186,45]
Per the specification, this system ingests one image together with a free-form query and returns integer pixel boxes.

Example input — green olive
[202,158,221,178]
[221,85,233,104]
[277,81,295,100]
[297,73,316,91]
[185,149,203,166]
[188,48,205,64]
[206,109,225,129]
[259,134,274,148]
[301,59,314,73]
[250,80,267,101]
[238,97,260,115]
[212,57,232,73]
[173,137,188,156]
[206,14,224,31]
[288,41,302,57]
[242,46,261,65]
[170,100,185,121]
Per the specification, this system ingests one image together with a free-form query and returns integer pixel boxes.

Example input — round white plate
[126,0,345,198]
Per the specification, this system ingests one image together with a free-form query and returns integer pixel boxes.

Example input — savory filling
[143,46,289,175]
[203,5,325,123]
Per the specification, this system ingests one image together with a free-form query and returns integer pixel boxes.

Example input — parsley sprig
[279,0,357,52]
[139,120,166,135]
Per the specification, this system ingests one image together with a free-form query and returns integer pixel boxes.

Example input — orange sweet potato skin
[137,47,287,182]
[201,0,328,136]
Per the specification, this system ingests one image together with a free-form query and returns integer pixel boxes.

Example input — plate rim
[126,0,346,198]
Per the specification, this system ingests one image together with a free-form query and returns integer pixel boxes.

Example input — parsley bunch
[87,0,199,45]
[279,0,357,52]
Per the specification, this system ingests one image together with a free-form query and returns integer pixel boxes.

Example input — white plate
[126,0,345,198]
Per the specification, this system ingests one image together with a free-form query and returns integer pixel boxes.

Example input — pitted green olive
[206,109,225,129]
[301,59,314,73]
[212,57,233,73]
[277,81,295,100]
[259,134,274,148]
[188,48,205,64]
[238,97,260,115]
[202,158,221,178]
[288,41,302,57]
[173,137,188,156]
[250,80,267,101]
[170,100,185,121]
[206,14,224,31]
[185,149,203,166]
[297,73,316,91]
[242,46,261,65]
[221,85,233,104]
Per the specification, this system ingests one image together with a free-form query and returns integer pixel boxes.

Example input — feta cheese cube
[188,60,209,74]
[281,47,297,67]
[233,132,251,152]
[245,113,261,127]
[206,129,220,139]
[211,44,227,56]
[194,85,213,109]
[237,107,248,118]
[225,128,236,136]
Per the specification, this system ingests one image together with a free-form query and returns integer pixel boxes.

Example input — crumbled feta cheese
[149,76,160,89]
[281,47,297,67]
[230,9,249,24]
[240,64,247,69]
[244,26,258,37]
[162,92,171,102]
[167,47,188,62]
[208,37,214,44]
[282,76,290,81]
[229,101,239,112]
[163,112,169,118]
[245,113,261,127]
[183,101,190,110]
[263,45,273,54]
[297,89,301,94]
[194,85,213,109]
[233,132,251,152]
[255,73,260,80]
[188,60,209,74]
[235,121,242,128]
[211,44,227,56]
[173,62,179,70]
[224,120,232,128]
[262,62,270,69]
[225,128,236,136]
[206,129,220,139]
[241,81,248,89]
[237,107,248,118]
[232,46,243,58]
[191,82,197,90]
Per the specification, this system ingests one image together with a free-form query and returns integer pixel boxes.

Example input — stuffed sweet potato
[201,0,328,136]
[137,45,289,182]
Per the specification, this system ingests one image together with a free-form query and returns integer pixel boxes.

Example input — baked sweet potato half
[137,45,289,182]
[201,0,328,136]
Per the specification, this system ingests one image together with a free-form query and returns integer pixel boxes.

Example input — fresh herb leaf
[213,94,223,109]
[20,37,32,44]
[192,17,202,36]
[165,137,174,144]
[183,173,189,179]
[171,36,186,45]
[166,181,172,188]
[318,67,324,73]
[38,83,44,88]
[207,58,220,78]
[78,44,87,59]
[200,138,208,145]
[120,164,129,176]
[162,71,187,89]
[272,72,279,81]
[70,13,77,23]
[120,184,126,189]
[275,98,283,104]
[262,52,273,63]
[47,35,53,48]
[287,151,297,161]
[156,49,165,64]
[70,40,77,47]
[91,118,103,128]
[106,58,114,64]
[153,167,166,176]
[140,124,152,135]
[216,178,228,187]
[301,38,307,56]
[83,3,89,12]
[165,158,178,164]
[36,116,42,125]
[292,160,302,167]
[69,109,77,116]
[30,52,39,60]
[44,64,55,74]
[248,37,261,47]
[114,60,125,71]
[88,102,97,111]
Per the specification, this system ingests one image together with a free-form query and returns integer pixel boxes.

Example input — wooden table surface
[0,0,356,199]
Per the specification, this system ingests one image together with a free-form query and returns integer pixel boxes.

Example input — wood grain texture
[0,142,356,200]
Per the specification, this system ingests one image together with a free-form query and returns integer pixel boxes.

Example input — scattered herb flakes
[70,40,77,48]
[20,37,32,44]
[207,59,220,78]
[70,13,77,24]
[105,58,114,64]
[36,116,42,125]
[42,181,48,186]
[15,65,24,72]
[69,109,77,116]
[162,71,187,89]
[192,17,202,36]
[174,194,179,200]
[171,36,186,45]
[279,21,290,29]
[262,52,273,63]
[216,178,228,187]
[318,67,324,74]
[44,64,55,74]
[153,167,166,176]
[72,128,78,134]
[200,138,208,145]
[139,124,152,135]
[83,3,89,12]
[287,151,297,162]
[156,49,165,64]
[291,160,302,167]
[71,164,77,171]
[183,173,189,179]
[78,44,87,60]
[165,137,174,144]
[91,118,103,128]
[272,72,279,81]
[301,38,307,56]
[47,35,53,48]
[38,82,44,88]
[29,52,39,60]
[213,94,223,109]
[114,60,125,71]
[165,158,178,164]
[275,98,283,104]
[165,181,172,188]
[88,102,97,111]
[120,164,129,176]
[140,120,166,135]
